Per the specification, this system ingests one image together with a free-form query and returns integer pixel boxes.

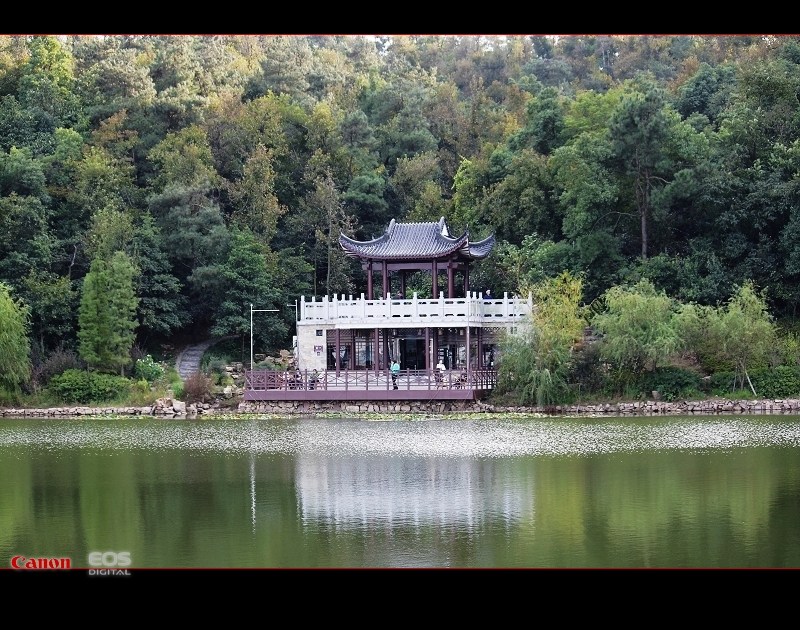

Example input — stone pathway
[175,339,219,379]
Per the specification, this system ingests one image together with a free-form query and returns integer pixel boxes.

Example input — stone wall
[5,397,800,418]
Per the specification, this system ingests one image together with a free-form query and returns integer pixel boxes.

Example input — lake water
[1,413,799,570]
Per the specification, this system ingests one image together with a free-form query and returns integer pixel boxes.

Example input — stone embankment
[1,398,218,418]
[236,397,800,416]
[480,397,800,416]
[5,397,800,418]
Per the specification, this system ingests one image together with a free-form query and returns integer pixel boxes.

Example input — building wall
[297,323,332,371]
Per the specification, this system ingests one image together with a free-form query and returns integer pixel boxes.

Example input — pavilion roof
[339,218,495,262]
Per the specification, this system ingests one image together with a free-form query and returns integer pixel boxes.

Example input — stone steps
[175,340,217,379]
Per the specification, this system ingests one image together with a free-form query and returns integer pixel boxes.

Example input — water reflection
[1,415,799,567]
[295,455,536,530]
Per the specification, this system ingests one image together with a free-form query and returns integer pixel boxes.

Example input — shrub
[638,366,702,401]
[182,372,212,404]
[29,348,83,392]
[134,354,165,383]
[49,369,132,404]
[709,371,737,395]
[709,366,800,398]
[749,365,800,398]
[202,354,230,385]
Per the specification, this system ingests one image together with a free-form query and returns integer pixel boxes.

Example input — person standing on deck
[391,359,400,389]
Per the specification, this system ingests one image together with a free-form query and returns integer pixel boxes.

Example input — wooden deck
[243,368,496,401]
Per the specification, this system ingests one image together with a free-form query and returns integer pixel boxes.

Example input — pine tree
[78,252,139,374]
[78,258,110,370]
[106,251,139,375]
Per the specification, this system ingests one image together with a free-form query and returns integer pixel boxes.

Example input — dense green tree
[389,151,445,221]
[482,149,559,244]
[342,171,388,239]
[148,125,220,191]
[17,36,85,133]
[294,170,357,297]
[225,143,287,243]
[508,86,566,155]
[131,214,187,339]
[20,270,77,352]
[0,194,53,286]
[607,78,680,259]
[0,281,32,395]
[211,226,287,355]
[78,252,138,374]
[73,41,157,124]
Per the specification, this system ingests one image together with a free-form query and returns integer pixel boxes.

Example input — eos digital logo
[87,551,132,576]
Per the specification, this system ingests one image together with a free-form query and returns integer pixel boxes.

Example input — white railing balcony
[298,292,532,328]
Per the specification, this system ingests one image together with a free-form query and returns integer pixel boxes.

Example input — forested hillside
[2,34,799,391]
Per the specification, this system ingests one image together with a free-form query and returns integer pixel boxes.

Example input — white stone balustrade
[298,292,532,327]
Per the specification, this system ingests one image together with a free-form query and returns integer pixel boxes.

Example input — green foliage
[171,381,184,401]
[673,302,727,373]
[134,354,165,383]
[131,214,187,337]
[775,329,800,367]
[717,281,777,374]
[710,366,800,399]
[751,366,800,398]
[30,347,82,392]
[210,226,286,347]
[0,281,32,393]
[637,367,702,401]
[49,368,132,404]
[591,279,681,376]
[495,271,585,406]
[77,251,139,374]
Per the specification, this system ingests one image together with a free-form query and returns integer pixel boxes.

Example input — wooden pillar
[432,328,438,372]
[382,260,388,298]
[464,265,470,297]
[465,326,471,376]
[425,327,431,371]
[335,328,341,377]
[374,328,380,372]
[447,261,454,298]
[477,327,482,369]
[432,260,438,298]
[367,261,373,299]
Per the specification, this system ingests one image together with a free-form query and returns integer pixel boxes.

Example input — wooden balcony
[243,368,497,401]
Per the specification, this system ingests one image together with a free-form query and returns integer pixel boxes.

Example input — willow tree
[0,281,32,396]
[591,278,681,386]
[716,281,777,396]
[495,271,585,406]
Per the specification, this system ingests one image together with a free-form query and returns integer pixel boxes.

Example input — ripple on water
[1,415,800,458]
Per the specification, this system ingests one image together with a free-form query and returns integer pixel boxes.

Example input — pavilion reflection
[295,454,536,530]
